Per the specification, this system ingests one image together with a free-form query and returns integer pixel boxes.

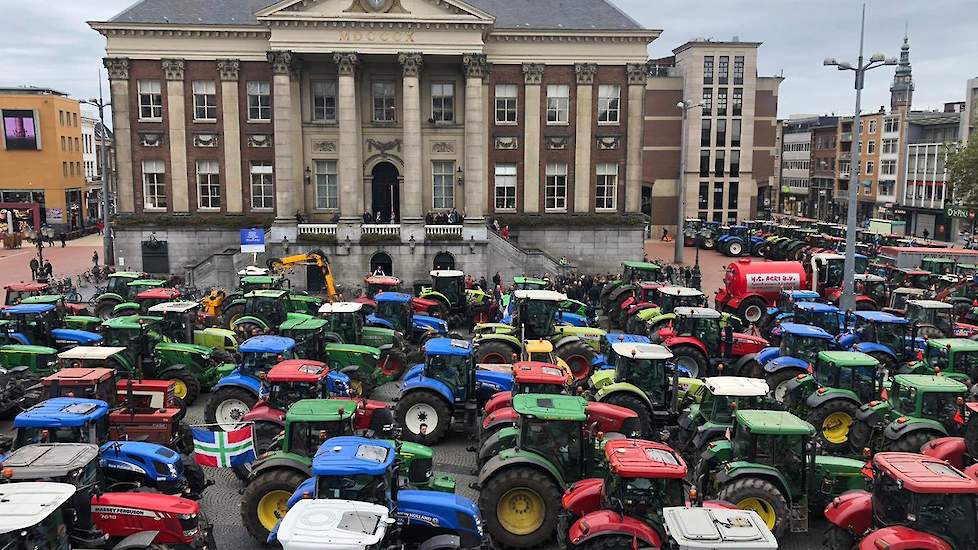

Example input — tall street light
[675,99,704,264]
[81,91,114,266]
[823,3,897,311]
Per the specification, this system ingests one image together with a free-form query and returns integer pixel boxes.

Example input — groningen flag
[192,425,256,468]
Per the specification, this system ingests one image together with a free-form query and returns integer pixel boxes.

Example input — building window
[196,160,220,209]
[866,160,874,175]
[733,56,744,85]
[597,85,620,124]
[494,164,517,211]
[884,117,899,133]
[881,159,897,175]
[869,120,877,133]
[718,56,729,84]
[595,163,618,211]
[431,83,455,123]
[314,160,338,209]
[879,180,894,196]
[715,149,725,176]
[61,136,66,151]
[59,111,64,126]
[882,139,897,154]
[732,88,743,116]
[701,119,711,147]
[713,182,724,211]
[138,80,163,120]
[73,113,78,127]
[717,89,728,116]
[699,150,710,177]
[372,81,396,122]
[702,89,713,115]
[703,56,714,84]
[728,181,739,210]
[247,81,271,121]
[546,85,570,124]
[730,150,740,177]
[62,161,67,177]
[716,119,727,147]
[495,84,518,124]
[74,137,79,151]
[250,162,274,210]
[311,80,337,122]
[545,162,568,211]
[698,182,709,209]
[192,81,217,121]
[868,140,876,154]
[142,160,167,209]
[432,160,455,209]
[731,119,741,146]
[69,162,75,176]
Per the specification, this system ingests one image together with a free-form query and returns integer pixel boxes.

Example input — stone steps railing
[297,223,338,236]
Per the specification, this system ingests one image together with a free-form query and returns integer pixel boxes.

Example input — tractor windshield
[732,425,804,469]
[328,313,361,344]
[921,392,963,426]
[915,491,978,549]
[872,322,909,353]
[953,350,978,376]
[890,292,911,312]
[800,310,841,335]
[375,301,411,332]
[241,352,289,373]
[289,420,348,457]
[316,473,390,506]
[605,475,685,521]
[16,426,87,447]
[617,358,665,402]
[889,382,915,415]
[908,307,953,337]
[106,277,132,295]
[268,382,321,411]
[522,419,582,480]
[433,277,464,307]
[0,504,70,550]
[425,353,467,389]
[781,333,830,364]
[245,297,287,326]
[514,300,558,340]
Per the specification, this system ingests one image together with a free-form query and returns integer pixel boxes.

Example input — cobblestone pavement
[0,233,102,289]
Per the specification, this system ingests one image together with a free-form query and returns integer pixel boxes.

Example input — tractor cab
[124,279,167,301]
[916,338,978,383]
[654,286,706,313]
[790,302,845,336]
[369,292,448,341]
[239,335,296,378]
[774,289,822,313]
[772,322,835,364]
[427,269,465,310]
[481,361,570,416]
[513,276,548,291]
[810,351,882,405]
[0,481,82,550]
[921,257,957,275]
[661,307,768,378]
[264,360,340,412]
[849,273,888,310]
[99,315,164,368]
[19,294,93,321]
[594,342,676,410]
[514,394,593,481]
[103,271,143,296]
[808,252,869,293]
[843,310,920,366]
[884,287,926,315]
[511,289,564,339]
[1,303,102,350]
[621,261,662,285]
[148,301,238,351]
[956,263,978,278]
[675,376,769,455]
[906,299,955,339]
[3,282,49,306]
[240,273,286,292]
[886,267,933,290]
[317,301,365,343]
[237,289,291,333]
[118,287,183,316]
[364,275,402,298]
[41,362,179,415]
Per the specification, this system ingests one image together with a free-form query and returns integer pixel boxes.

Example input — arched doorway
[433,252,455,271]
[371,162,400,222]
[369,252,393,276]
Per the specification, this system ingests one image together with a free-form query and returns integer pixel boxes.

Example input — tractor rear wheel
[474,341,517,364]
[241,469,307,543]
[578,535,643,550]
[887,430,940,453]
[204,387,258,432]
[823,525,857,550]
[556,340,595,382]
[727,241,744,257]
[346,369,375,398]
[160,367,200,406]
[603,393,654,439]
[808,399,860,453]
[395,390,452,444]
[737,297,768,326]
[718,477,789,538]
[95,300,119,320]
[480,466,562,549]
[671,346,707,379]
[766,369,804,403]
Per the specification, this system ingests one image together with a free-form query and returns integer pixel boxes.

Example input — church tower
[890,35,914,111]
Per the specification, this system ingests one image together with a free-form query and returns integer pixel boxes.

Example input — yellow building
[0,86,88,232]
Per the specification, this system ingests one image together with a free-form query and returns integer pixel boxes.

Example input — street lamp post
[82,95,113,266]
[823,3,897,311]
[675,100,704,264]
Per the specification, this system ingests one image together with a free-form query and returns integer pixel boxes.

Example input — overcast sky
[2,0,976,121]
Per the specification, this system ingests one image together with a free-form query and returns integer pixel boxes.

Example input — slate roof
[108,0,646,31]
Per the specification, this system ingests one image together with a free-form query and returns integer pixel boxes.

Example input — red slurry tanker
[714,259,809,324]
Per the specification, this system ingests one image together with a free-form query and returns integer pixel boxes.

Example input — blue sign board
[240,228,266,253]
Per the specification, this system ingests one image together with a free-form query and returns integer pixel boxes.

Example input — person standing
[59,232,67,247]
[43,260,53,278]
[492,271,501,288]
[92,250,99,266]
[501,225,510,240]
[29,257,39,280]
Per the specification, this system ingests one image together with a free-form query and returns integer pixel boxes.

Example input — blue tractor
[767,301,847,345]
[367,292,454,347]
[758,289,822,340]
[837,310,923,371]
[274,436,484,550]
[1,303,102,349]
[3,397,208,499]
[718,225,763,257]
[592,332,651,371]
[395,338,512,444]
[755,322,837,401]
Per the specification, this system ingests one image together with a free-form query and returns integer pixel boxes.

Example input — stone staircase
[486,229,570,281]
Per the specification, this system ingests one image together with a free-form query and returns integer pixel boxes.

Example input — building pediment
[257,0,494,26]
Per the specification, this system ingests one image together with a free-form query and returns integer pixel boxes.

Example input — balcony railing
[297,223,337,237]
[840,133,852,142]
[425,225,463,239]
[362,224,401,237]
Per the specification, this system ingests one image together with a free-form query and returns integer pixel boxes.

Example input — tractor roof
[896,268,930,275]
[101,315,162,329]
[44,367,114,383]
[907,299,952,310]
[239,275,278,284]
[875,452,978,494]
[512,361,568,385]
[513,276,547,285]
[853,273,886,282]
[605,439,687,479]
[658,286,704,297]
[4,282,48,291]
[892,374,967,393]
[240,335,295,353]
[109,271,142,279]
[793,302,840,313]
[364,275,400,285]
[0,482,76,534]
[288,399,357,422]
[673,306,722,319]
[818,351,879,368]
[430,269,464,278]
[622,261,660,271]
[0,344,57,355]
[426,338,472,357]
[512,394,587,421]
[375,292,411,303]
[735,410,816,436]
[923,257,956,263]
[611,342,673,360]
[813,252,845,261]
[15,398,108,428]
[312,436,394,477]
[128,279,165,287]
[267,360,329,383]
[513,289,566,302]
[56,346,127,361]
[147,301,200,313]
[3,303,55,315]
[853,311,909,325]
[524,339,555,352]
[663,506,778,548]
[19,295,63,305]
[324,343,380,357]
[318,302,364,314]
[927,338,978,352]
[279,317,326,331]
[778,322,834,340]
[781,289,821,300]
[238,266,271,276]
[136,287,181,300]
[277,499,390,549]
[605,333,652,345]
[246,289,288,298]
[703,376,769,397]
[1,444,100,480]
[637,281,662,290]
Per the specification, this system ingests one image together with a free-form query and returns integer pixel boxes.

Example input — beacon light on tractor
[714,259,809,325]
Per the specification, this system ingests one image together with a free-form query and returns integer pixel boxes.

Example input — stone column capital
[626,63,648,86]
[103,57,130,81]
[575,63,597,85]
[463,53,489,80]
[334,53,359,76]
[217,59,241,81]
[522,63,545,85]
[268,50,301,76]
[398,52,424,77]
[161,59,185,81]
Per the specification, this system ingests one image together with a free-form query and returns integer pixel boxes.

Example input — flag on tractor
[192,425,256,468]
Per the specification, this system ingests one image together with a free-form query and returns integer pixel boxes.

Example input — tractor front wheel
[474,341,518,365]
[823,525,857,550]
[95,300,119,320]
[671,346,707,379]
[887,430,940,454]
[480,466,562,549]
[766,369,804,403]
[395,390,453,444]
[808,399,859,453]
[727,241,744,257]
[181,455,208,499]
[160,367,201,406]
[718,477,790,538]
[204,387,258,432]
[603,393,654,439]
[556,340,595,382]
[241,469,307,543]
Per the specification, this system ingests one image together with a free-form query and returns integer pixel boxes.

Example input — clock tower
[890,35,914,111]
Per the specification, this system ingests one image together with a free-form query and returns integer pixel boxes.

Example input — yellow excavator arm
[268,250,338,302]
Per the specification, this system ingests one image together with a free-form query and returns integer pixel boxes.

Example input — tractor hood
[474,369,513,393]
[397,489,482,537]
[731,332,767,348]
[155,342,211,356]
[276,499,390,550]
[51,328,102,345]
[413,314,448,333]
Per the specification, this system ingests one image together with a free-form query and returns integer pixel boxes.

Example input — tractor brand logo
[102,460,145,474]
[92,505,161,519]
[745,273,801,291]
[479,382,501,391]
[397,512,440,527]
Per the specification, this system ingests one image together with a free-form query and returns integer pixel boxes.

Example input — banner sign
[240,228,265,253]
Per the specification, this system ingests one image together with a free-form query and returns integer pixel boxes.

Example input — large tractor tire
[345,369,375,398]
[159,367,200,406]
[718,477,790,538]
[670,345,708,379]
[395,390,452,444]
[887,430,940,454]
[180,455,209,499]
[823,525,857,550]
[204,387,258,432]
[240,469,307,543]
[603,392,654,439]
[479,466,562,549]
[737,296,768,326]
[95,299,119,320]
[808,399,860,453]
[474,340,518,364]
[222,303,245,327]
[766,369,804,403]
[556,340,596,382]
[727,240,745,257]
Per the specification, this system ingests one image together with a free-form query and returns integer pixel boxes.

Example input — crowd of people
[425,209,465,225]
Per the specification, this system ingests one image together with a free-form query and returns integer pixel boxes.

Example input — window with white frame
[196,160,220,209]
[595,163,618,211]
[495,85,517,124]
[137,80,163,120]
[314,160,338,209]
[865,161,875,175]
[869,120,877,133]
[546,85,569,124]
[881,159,897,175]
[545,163,567,211]
[432,161,455,209]
[597,85,620,124]
[494,164,517,210]
[882,139,897,154]
[373,81,396,122]
[867,140,876,154]
[247,81,271,121]
[884,117,899,133]
[311,80,337,122]
[192,81,217,121]
[431,83,455,123]
[250,162,274,210]
[142,160,167,209]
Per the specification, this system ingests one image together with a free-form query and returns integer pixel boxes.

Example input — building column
[574,63,596,213]
[399,52,423,223]
[463,54,487,222]
[334,53,362,222]
[522,63,544,213]
[625,63,647,213]
[218,59,243,213]
[103,58,134,213]
[268,51,300,238]
[162,59,188,212]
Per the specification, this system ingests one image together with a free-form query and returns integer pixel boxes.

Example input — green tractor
[146,301,239,352]
[92,272,165,319]
[0,344,58,414]
[848,373,970,454]
[905,337,978,384]
[599,261,662,315]
[18,294,101,331]
[696,409,867,537]
[782,350,884,453]
[418,269,491,328]
[227,289,322,336]
[625,286,707,336]
[205,271,289,318]
[921,256,957,275]
[673,375,770,459]
[239,398,455,541]
[109,287,184,318]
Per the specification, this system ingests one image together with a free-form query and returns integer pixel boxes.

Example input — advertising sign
[240,228,265,253]
[2,109,40,150]
[46,208,64,224]
[746,272,802,291]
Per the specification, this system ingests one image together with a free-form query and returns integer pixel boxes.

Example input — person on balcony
[363,210,372,223]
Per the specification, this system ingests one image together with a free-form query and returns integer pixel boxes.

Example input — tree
[946,139,978,208]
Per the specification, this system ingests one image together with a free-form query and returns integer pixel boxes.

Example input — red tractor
[354,275,440,316]
[483,361,570,416]
[920,401,978,470]
[611,281,661,328]
[4,282,50,306]
[715,258,809,325]
[654,307,768,378]
[823,452,978,550]
[823,273,887,311]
